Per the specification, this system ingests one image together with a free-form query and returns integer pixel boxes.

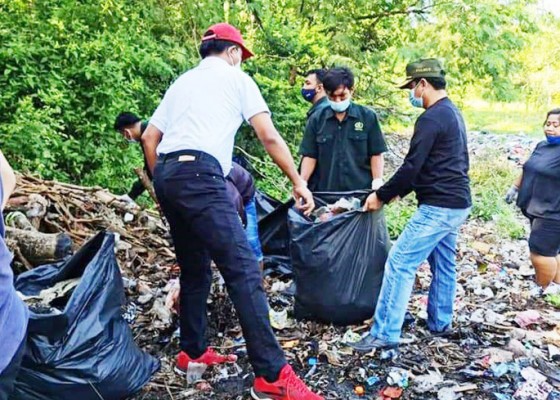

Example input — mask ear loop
[227,48,235,66]
[415,79,426,101]
[230,47,242,67]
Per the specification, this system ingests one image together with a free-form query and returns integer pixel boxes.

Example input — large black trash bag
[258,199,293,257]
[13,231,160,400]
[288,191,391,326]
[254,190,283,222]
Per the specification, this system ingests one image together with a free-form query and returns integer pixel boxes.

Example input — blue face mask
[409,87,424,108]
[546,135,560,145]
[329,98,351,113]
[301,88,316,102]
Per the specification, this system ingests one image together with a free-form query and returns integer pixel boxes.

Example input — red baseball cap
[201,22,254,61]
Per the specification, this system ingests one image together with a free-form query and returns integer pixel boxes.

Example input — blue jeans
[245,198,264,263]
[370,204,471,343]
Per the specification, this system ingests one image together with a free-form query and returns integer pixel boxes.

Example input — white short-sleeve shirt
[150,56,269,175]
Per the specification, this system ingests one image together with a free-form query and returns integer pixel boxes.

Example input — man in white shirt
[142,23,322,400]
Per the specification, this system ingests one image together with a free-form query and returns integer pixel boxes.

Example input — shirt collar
[325,102,359,120]
[346,103,360,118]
[307,96,329,116]
[199,56,232,68]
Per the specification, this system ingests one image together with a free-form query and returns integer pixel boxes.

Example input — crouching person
[226,162,264,269]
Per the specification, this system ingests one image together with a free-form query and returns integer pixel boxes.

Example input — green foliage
[382,149,527,240]
[384,194,417,240]
[0,0,190,192]
[469,150,526,239]
[462,100,545,136]
[545,294,560,309]
[0,0,553,196]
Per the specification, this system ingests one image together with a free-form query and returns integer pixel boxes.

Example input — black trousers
[0,338,25,400]
[153,150,286,379]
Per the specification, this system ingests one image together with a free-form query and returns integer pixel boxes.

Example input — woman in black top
[505,108,560,293]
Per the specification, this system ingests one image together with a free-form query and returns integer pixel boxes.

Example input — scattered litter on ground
[6,133,560,399]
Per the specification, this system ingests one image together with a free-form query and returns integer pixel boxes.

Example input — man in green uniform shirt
[299,67,387,191]
[301,68,329,120]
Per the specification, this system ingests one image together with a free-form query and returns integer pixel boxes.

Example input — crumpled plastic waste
[380,348,399,360]
[182,362,208,385]
[520,366,546,383]
[386,368,409,388]
[514,310,541,328]
[311,196,361,222]
[19,278,81,315]
[470,308,506,325]
[534,357,560,383]
[150,298,173,328]
[506,339,528,357]
[164,278,180,313]
[548,390,560,400]
[122,302,138,323]
[413,370,444,393]
[548,344,560,361]
[513,380,553,399]
[270,280,291,293]
[269,308,290,330]
[546,293,560,308]
[437,386,458,400]
[490,362,520,378]
[366,375,380,387]
[331,197,361,213]
[194,380,212,391]
[342,329,362,344]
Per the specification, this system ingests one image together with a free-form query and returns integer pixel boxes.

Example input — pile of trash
[5,175,177,362]
[311,196,362,222]
[385,130,542,171]
[4,131,560,400]
[468,131,541,165]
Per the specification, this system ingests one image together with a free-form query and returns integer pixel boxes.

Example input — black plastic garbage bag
[288,191,390,325]
[258,196,294,259]
[262,255,293,278]
[12,231,159,400]
[254,190,282,222]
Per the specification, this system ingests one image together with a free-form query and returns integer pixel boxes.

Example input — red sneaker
[176,348,237,373]
[251,364,324,400]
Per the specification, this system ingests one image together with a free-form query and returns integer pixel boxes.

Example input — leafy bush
[0,0,189,192]
[379,148,526,241]
[384,195,417,240]
[0,0,545,198]
[469,150,526,239]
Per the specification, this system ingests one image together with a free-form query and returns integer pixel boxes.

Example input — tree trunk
[5,227,73,266]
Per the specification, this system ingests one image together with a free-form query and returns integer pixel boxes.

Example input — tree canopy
[0,0,557,194]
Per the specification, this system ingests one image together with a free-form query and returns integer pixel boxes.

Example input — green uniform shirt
[306,96,329,119]
[299,102,387,192]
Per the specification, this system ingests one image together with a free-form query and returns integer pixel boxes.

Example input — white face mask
[228,47,242,69]
[122,129,138,143]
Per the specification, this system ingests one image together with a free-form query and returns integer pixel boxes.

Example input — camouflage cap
[398,58,445,89]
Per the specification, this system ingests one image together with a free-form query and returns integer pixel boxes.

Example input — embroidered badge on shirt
[354,122,364,131]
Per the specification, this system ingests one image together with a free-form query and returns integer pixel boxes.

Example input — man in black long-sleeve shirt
[349,59,472,352]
